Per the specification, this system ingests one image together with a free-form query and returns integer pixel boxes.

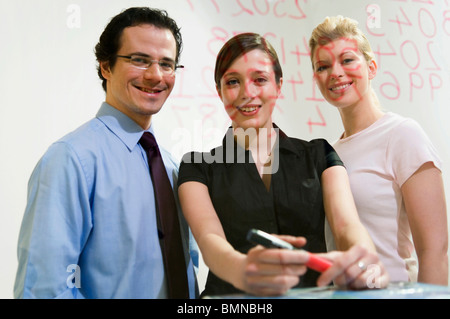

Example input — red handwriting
[379,71,401,100]
[389,7,412,35]
[390,0,434,4]
[443,10,450,35]
[307,105,326,133]
[170,1,447,137]
[412,0,434,4]
[388,5,442,38]
[372,40,396,70]
[425,41,441,71]
[400,40,420,70]
[171,68,194,99]
[232,0,307,20]
[290,37,311,65]
[186,0,220,13]
[418,8,437,37]
[369,4,446,103]
[206,27,311,67]
[199,67,218,98]
[187,0,307,20]
[287,71,304,101]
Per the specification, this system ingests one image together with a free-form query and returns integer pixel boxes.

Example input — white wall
[1,0,449,298]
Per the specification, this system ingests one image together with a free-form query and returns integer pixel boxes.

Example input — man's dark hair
[95,7,183,92]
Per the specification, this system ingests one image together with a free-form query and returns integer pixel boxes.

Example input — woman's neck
[338,95,385,139]
[233,125,277,176]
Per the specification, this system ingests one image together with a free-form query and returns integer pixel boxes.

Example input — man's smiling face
[101,24,177,129]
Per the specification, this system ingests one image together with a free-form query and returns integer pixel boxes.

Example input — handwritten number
[307,105,326,133]
[389,7,412,35]
[233,0,254,16]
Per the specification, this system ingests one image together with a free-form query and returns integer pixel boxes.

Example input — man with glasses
[14,7,197,299]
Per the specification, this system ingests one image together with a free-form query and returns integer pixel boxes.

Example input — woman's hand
[240,235,309,296]
[317,245,390,289]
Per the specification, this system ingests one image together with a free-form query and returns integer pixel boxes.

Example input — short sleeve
[178,152,209,187]
[321,139,344,168]
[387,119,442,186]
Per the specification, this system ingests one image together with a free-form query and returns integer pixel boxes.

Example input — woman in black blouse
[178,33,388,297]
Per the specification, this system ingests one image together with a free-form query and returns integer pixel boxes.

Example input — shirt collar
[96,102,154,152]
[220,123,301,157]
[273,123,303,156]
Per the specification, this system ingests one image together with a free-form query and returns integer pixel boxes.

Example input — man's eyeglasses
[116,55,184,75]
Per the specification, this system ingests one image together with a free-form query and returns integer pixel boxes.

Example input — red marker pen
[246,229,332,272]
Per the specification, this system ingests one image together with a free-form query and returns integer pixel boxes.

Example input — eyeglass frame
[115,54,184,74]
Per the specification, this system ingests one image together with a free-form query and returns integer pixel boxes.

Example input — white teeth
[138,87,159,93]
[236,98,257,112]
[238,106,257,112]
[330,83,351,91]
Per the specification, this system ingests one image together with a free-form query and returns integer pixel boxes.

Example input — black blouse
[178,125,343,296]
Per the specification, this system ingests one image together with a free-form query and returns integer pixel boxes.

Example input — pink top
[329,112,442,282]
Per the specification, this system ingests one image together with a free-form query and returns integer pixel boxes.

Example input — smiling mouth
[329,82,353,92]
[236,104,263,114]
[134,85,164,94]
[237,105,260,112]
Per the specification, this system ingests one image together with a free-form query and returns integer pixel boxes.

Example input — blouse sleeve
[386,119,442,187]
[178,152,209,187]
[321,139,345,169]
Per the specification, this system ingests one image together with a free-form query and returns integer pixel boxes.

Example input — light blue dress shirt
[14,102,198,299]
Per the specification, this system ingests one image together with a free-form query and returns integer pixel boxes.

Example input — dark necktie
[139,132,189,299]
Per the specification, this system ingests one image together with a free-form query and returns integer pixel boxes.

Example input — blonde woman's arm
[402,162,448,285]
[322,165,375,251]
[319,165,389,289]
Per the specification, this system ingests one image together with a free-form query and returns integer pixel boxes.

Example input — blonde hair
[309,16,374,68]
[309,16,382,108]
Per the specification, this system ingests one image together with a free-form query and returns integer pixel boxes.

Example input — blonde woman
[309,16,448,285]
